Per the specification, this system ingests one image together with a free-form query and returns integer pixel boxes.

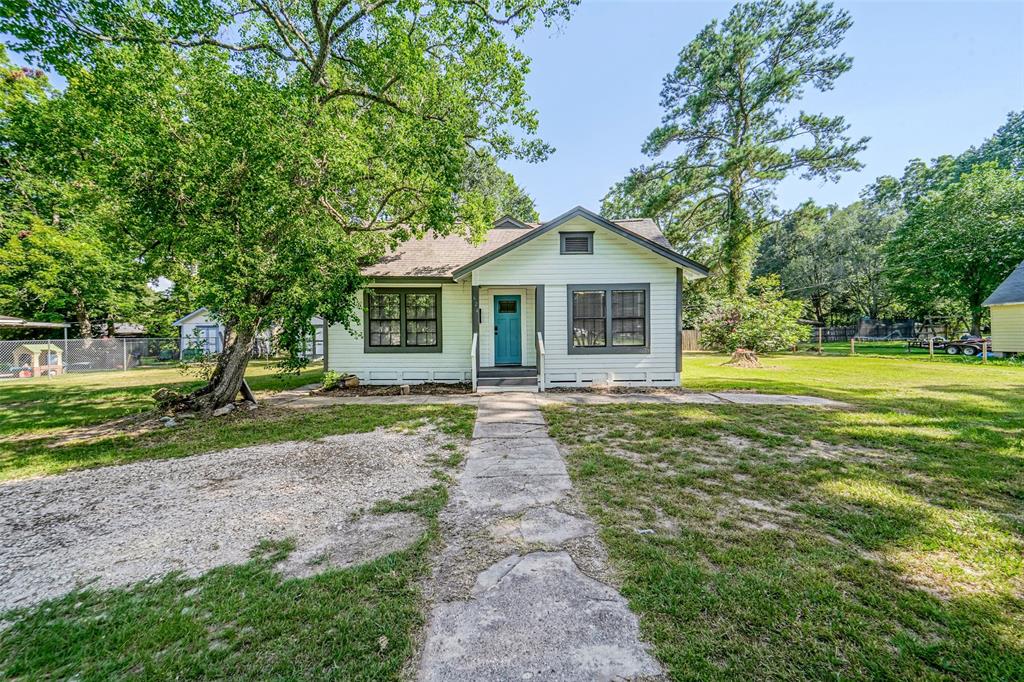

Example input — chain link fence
[0,337,181,379]
[1,333,324,380]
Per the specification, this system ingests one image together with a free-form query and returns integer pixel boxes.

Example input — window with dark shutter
[560,232,593,254]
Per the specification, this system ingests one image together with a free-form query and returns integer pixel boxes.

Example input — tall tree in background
[755,201,841,323]
[0,47,149,337]
[756,200,901,323]
[4,0,575,410]
[866,111,1023,214]
[603,0,867,294]
[885,164,1024,335]
[463,153,540,222]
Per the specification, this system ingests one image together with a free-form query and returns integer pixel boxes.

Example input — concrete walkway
[417,393,663,682]
[279,390,846,409]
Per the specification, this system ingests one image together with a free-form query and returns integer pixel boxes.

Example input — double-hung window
[365,288,442,352]
[567,284,649,354]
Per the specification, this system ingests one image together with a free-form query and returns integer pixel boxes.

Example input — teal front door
[493,295,522,365]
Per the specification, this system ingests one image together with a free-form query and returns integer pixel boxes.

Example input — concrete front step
[478,366,538,378]
[476,384,539,394]
[477,376,537,386]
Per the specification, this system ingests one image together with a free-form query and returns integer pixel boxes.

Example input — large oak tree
[3,0,574,409]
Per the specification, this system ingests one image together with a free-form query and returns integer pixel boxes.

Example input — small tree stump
[726,348,761,368]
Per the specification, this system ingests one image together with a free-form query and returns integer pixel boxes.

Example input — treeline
[601,0,1023,342]
[755,112,1024,334]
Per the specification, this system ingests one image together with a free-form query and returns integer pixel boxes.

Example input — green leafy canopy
[603,0,867,295]
[884,163,1024,334]
[1,0,575,406]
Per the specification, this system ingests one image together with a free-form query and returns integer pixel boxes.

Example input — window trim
[559,231,594,255]
[363,287,443,353]
[566,283,650,355]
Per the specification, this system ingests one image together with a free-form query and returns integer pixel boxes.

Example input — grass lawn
[0,361,328,480]
[544,353,1023,680]
[0,361,324,438]
[0,404,475,680]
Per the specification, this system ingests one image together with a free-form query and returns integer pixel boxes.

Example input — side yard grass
[1,404,475,680]
[544,354,1023,680]
[0,362,328,480]
[0,361,324,438]
[0,399,471,481]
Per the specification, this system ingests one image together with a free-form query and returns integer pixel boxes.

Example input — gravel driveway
[0,427,454,613]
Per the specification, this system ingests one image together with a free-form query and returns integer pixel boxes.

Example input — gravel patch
[0,426,455,612]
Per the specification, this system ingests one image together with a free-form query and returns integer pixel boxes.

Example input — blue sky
[501,1,1024,219]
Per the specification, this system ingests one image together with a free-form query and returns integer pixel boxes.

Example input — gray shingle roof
[984,260,1024,306]
[362,218,676,278]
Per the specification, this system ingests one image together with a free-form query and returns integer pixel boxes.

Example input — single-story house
[173,308,324,358]
[325,206,708,391]
[984,259,1024,355]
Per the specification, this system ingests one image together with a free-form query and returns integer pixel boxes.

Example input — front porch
[471,285,545,392]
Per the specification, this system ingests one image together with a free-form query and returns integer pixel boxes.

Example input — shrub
[321,370,342,390]
[699,276,805,353]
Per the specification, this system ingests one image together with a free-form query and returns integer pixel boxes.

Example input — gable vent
[560,232,593,255]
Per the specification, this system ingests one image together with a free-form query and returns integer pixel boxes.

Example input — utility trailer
[908,336,991,356]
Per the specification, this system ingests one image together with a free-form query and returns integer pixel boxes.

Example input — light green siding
[990,304,1024,353]
[471,215,682,387]
[326,282,473,383]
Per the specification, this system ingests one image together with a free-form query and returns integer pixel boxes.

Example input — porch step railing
[536,331,545,392]
[470,332,479,392]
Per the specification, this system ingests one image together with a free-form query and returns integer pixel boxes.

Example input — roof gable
[171,307,210,327]
[451,206,708,280]
[493,215,530,229]
[359,206,708,280]
[984,260,1024,306]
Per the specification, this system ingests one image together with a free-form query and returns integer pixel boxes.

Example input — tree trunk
[723,183,754,296]
[970,290,985,336]
[970,309,983,337]
[73,291,92,339]
[191,324,256,412]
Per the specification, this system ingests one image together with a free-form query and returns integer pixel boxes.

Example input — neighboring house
[112,323,148,338]
[173,308,324,358]
[984,259,1024,355]
[325,206,708,391]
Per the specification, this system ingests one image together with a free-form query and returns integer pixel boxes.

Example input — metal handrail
[470,332,478,392]
[536,331,545,392]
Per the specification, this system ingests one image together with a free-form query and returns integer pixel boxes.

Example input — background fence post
[928,337,934,359]
[122,339,128,374]
[982,341,988,364]
[817,327,822,354]
[850,338,855,355]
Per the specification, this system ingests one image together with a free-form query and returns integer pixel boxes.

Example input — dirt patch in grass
[0,425,463,612]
